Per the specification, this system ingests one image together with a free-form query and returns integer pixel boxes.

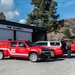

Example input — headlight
[40,48,50,53]
[40,49,44,53]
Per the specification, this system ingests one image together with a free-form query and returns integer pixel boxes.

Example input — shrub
[72,28,75,33]
[64,29,71,38]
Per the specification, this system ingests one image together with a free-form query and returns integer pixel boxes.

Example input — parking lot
[0,54,75,75]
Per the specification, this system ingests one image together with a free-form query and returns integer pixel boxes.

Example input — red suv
[34,41,63,57]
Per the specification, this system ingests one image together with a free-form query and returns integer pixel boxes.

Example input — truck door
[16,41,28,57]
[9,41,17,56]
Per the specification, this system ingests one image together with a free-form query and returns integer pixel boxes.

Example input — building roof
[0,20,47,32]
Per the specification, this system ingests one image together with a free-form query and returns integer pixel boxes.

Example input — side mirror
[23,45,26,48]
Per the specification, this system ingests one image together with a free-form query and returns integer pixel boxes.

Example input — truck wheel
[0,51,4,60]
[29,53,38,62]
[51,51,55,57]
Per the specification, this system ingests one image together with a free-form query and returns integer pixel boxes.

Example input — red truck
[0,40,51,62]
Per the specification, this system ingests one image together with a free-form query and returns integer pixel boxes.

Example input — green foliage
[64,29,71,39]
[58,19,64,30]
[0,12,6,20]
[72,28,75,33]
[26,0,59,32]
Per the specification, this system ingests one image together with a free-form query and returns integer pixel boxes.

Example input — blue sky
[56,0,75,20]
[0,0,75,23]
[14,0,34,21]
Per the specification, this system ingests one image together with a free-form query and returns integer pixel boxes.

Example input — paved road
[0,54,75,75]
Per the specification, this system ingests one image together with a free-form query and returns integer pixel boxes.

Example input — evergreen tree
[26,0,59,32]
[58,19,64,30]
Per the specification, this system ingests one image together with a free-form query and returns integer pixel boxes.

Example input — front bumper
[38,53,51,60]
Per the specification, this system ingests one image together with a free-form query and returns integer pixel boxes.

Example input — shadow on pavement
[61,54,75,59]
[37,58,65,63]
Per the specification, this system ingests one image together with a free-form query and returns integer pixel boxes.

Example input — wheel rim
[0,52,3,59]
[51,51,55,57]
[29,53,38,62]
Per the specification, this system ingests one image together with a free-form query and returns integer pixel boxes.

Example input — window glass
[35,42,47,46]
[26,41,34,47]
[56,42,60,46]
[10,42,17,47]
[18,42,26,47]
[50,42,60,46]
[50,42,55,46]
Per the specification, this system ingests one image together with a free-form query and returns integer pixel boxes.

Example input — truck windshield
[26,41,35,47]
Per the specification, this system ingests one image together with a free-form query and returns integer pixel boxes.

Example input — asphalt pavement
[0,54,75,75]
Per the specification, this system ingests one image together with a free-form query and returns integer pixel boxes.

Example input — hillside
[64,18,75,28]
[47,18,75,41]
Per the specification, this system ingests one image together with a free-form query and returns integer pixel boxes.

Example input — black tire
[29,53,38,62]
[0,51,4,60]
[50,51,55,57]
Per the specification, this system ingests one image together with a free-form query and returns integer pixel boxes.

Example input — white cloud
[15,11,19,16]
[18,19,27,24]
[4,10,20,21]
[1,0,14,10]
[0,0,20,22]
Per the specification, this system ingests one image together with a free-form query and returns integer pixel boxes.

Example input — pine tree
[26,0,59,32]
